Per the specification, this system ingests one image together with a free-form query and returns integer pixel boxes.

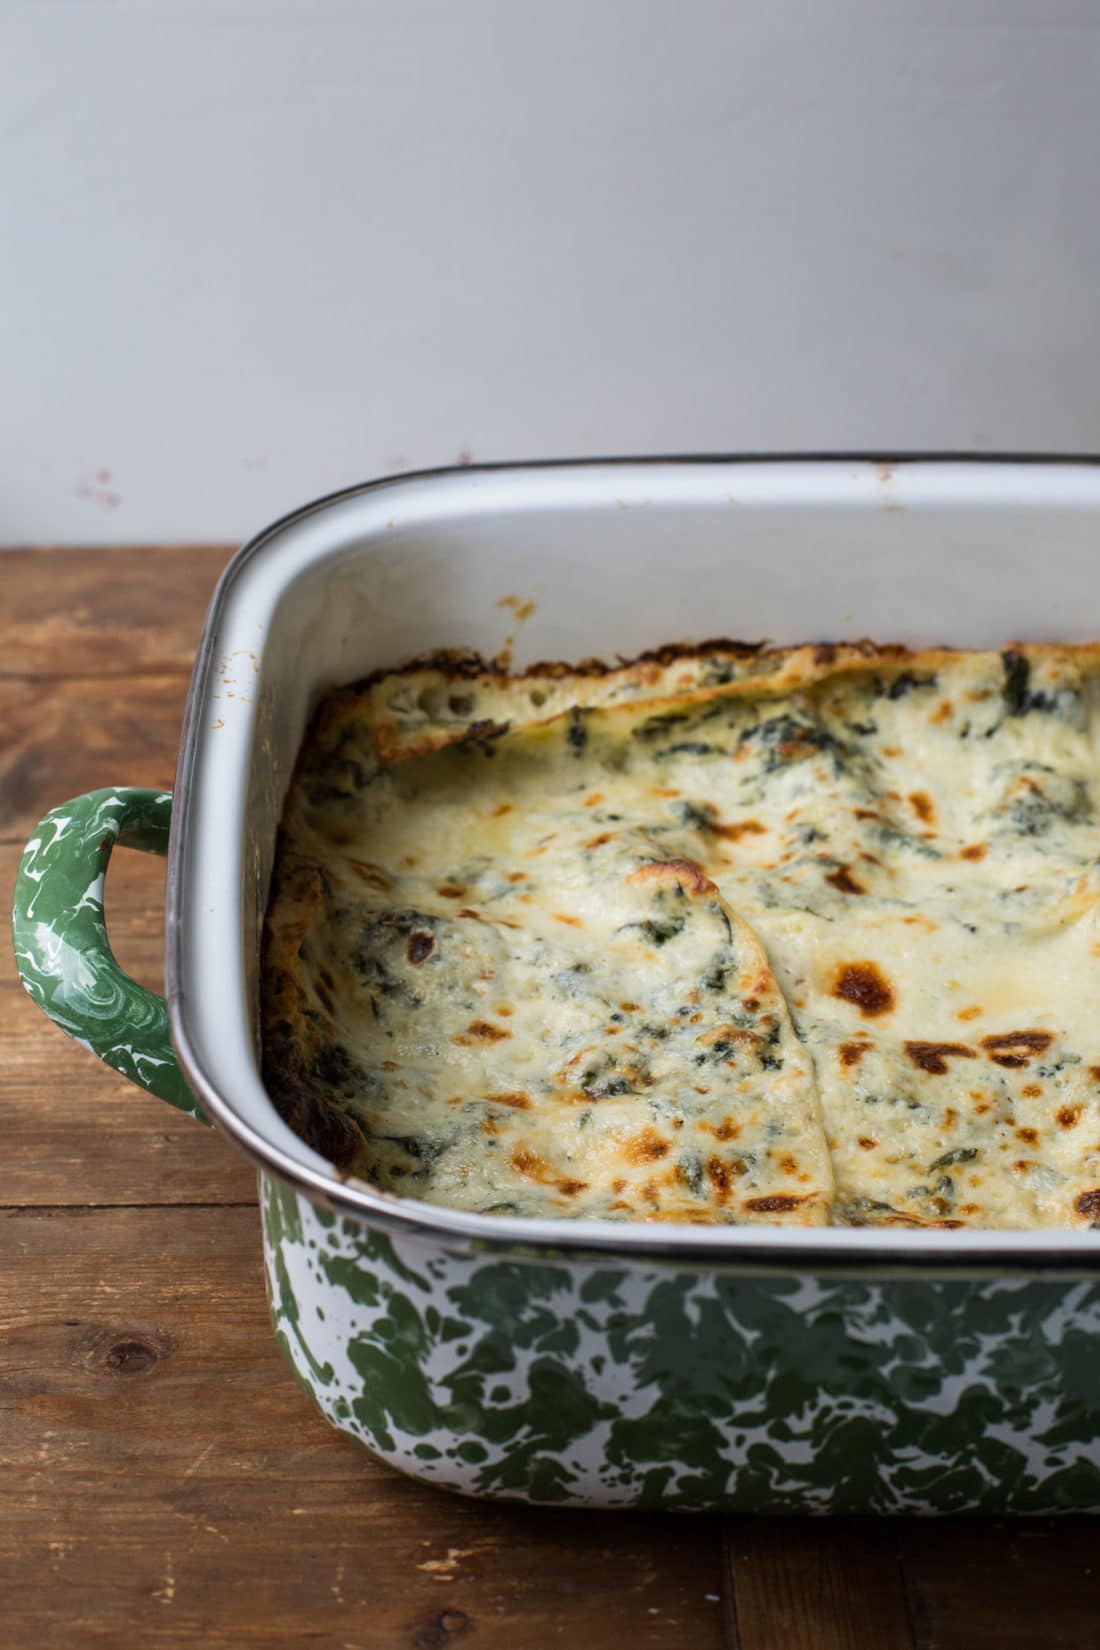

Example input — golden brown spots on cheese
[510,1144,588,1197]
[744,1193,809,1213]
[904,1041,976,1075]
[930,700,954,724]
[465,1019,511,1042]
[980,1030,1054,1068]
[833,961,896,1017]
[711,818,767,843]
[552,912,584,928]
[269,640,1100,1231]
[706,1157,739,1200]
[826,866,867,896]
[696,1022,754,1060]
[626,857,716,897]
[777,733,821,762]
[625,1128,670,1164]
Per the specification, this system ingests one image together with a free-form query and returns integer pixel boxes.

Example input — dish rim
[166,450,1100,1270]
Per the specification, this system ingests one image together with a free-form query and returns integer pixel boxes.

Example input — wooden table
[3,546,1099,1650]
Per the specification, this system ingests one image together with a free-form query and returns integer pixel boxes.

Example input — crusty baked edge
[261,637,1100,1190]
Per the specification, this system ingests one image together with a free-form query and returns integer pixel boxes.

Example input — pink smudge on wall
[76,468,121,509]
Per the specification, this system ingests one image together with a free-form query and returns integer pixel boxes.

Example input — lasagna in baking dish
[261,641,1100,1229]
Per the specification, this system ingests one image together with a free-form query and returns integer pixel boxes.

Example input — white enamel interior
[167,457,1100,1260]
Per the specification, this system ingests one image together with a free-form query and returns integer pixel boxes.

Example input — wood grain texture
[0,1206,726,1650]
[0,545,233,677]
[900,1519,1100,1648]
[0,673,189,843]
[4,544,1098,1649]
[724,1519,916,1650]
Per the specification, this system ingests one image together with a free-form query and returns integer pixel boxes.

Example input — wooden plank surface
[1,1207,725,1650]
[3,544,1099,1650]
[0,673,190,843]
[0,546,726,1650]
[723,1519,916,1650]
[900,1520,1100,1649]
[0,546,233,678]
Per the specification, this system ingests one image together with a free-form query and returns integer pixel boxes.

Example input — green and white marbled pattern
[262,1175,1100,1512]
[12,787,206,1119]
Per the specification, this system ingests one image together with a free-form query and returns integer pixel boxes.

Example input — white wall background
[5,0,1100,544]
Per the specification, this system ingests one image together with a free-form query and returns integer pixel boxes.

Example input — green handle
[11,787,208,1123]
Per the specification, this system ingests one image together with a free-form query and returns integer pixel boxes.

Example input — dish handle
[11,787,208,1123]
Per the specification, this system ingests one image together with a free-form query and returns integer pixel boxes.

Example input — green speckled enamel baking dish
[14,457,1100,1512]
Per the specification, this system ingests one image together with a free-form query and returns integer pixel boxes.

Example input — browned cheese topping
[262,640,1100,1227]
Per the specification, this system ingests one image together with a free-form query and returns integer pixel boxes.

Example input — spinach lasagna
[262,641,1100,1229]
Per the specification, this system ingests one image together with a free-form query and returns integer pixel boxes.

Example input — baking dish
[14,455,1100,1513]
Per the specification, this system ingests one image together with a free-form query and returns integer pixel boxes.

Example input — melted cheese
[262,642,1100,1228]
